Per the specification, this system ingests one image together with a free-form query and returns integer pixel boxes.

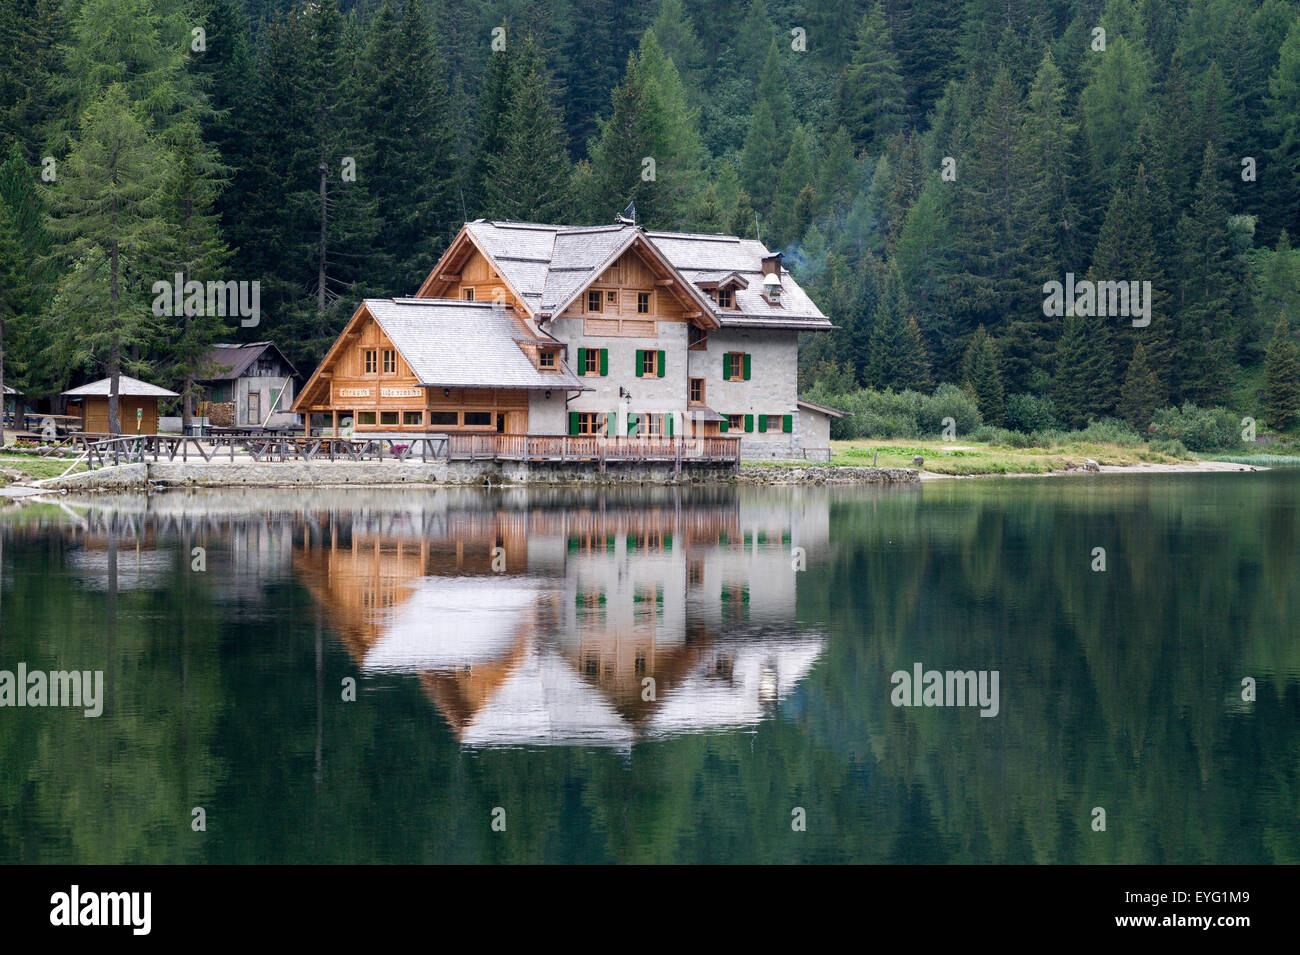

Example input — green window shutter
[657,350,665,377]
[628,413,639,436]
[783,414,792,433]
[758,414,767,433]
[569,411,580,435]
[576,347,586,375]
[635,349,644,376]
[719,418,729,433]
[743,353,752,380]
[667,414,674,436]
[606,411,616,434]
[600,349,608,376]
[744,414,753,432]
[722,353,732,379]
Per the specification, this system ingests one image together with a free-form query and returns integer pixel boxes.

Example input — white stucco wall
[689,328,801,459]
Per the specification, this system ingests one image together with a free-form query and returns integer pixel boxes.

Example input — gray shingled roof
[367,298,586,390]
[62,375,179,397]
[198,342,299,381]
[463,220,833,330]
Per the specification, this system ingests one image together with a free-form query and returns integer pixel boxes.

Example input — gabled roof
[198,342,298,381]
[369,299,585,390]
[62,375,178,398]
[419,220,833,332]
[294,299,587,411]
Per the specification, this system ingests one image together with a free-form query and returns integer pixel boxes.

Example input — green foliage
[1263,313,1300,431]
[1004,392,1061,433]
[1149,402,1245,451]
[960,325,1004,426]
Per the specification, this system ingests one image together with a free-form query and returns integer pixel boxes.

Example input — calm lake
[1,472,1297,864]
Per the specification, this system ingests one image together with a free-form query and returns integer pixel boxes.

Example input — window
[403,411,423,426]
[356,411,376,425]
[583,349,600,375]
[429,411,458,426]
[637,292,651,314]
[382,349,396,374]
[643,413,664,437]
[380,411,399,426]
[634,650,647,675]
[463,287,475,301]
[606,290,617,303]
[726,414,745,432]
[538,349,556,370]
[578,412,604,435]
[717,288,732,309]
[764,415,783,432]
[689,328,709,351]
[587,290,602,312]
[639,350,659,377]
[724,351,749,381]
[363,349,377,374]
[464,411,492,427]
[690,378,704,403]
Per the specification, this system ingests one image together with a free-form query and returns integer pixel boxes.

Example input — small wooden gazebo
[62,376,179,435]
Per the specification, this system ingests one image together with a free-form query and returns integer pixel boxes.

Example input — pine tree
[156,119,228,431]
[358,0,459,291]
[0,194,24,445]
[1263,313,1300,431]
[44,85,167,434]
[468,26,515,216]
[484,37,574,223]
[1053,312,1093,430]
[1175,143,1236,406]
[865,263,908,389]
[1265,18,1300,234]
[1118,343,1162,431]
[835,3,905,149]
[961,325,1004,425]
[738,97,781,221]
[899,314,933,393]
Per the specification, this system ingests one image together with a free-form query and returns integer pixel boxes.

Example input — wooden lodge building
[293,218,840,460]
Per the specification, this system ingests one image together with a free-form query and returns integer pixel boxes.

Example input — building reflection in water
[291,493,829,748]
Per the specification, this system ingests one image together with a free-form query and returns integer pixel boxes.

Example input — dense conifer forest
[1,0,1298,440]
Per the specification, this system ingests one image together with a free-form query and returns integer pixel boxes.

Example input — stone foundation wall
[34,460,919,492]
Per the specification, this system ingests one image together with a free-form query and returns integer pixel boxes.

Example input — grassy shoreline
[746,438,1300,477]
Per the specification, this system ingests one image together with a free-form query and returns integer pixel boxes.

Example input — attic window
[637,292,651,314]
[587,290,602,313]
[464,288,475,301]
[538,349,557,370]
[717,288,733,309]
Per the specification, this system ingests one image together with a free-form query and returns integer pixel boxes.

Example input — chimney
[761,251,783,304]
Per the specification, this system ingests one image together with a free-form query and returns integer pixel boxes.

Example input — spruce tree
[1265,18,1300,234]
[1118,343,1162,431]
[0,195,24,446]
[1263,313,1300,431]
[358,0,459,291]
[467,26,515,217]
[961,325,1004,426]
[835,3,905,149]
[484,37,574,223]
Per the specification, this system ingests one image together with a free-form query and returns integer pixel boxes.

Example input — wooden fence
[67,433,742,472]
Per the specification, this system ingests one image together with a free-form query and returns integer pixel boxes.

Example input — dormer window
[717,288,733,309]
[538,349,557,370]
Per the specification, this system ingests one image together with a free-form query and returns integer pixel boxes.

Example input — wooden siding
[79,396,161,434]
